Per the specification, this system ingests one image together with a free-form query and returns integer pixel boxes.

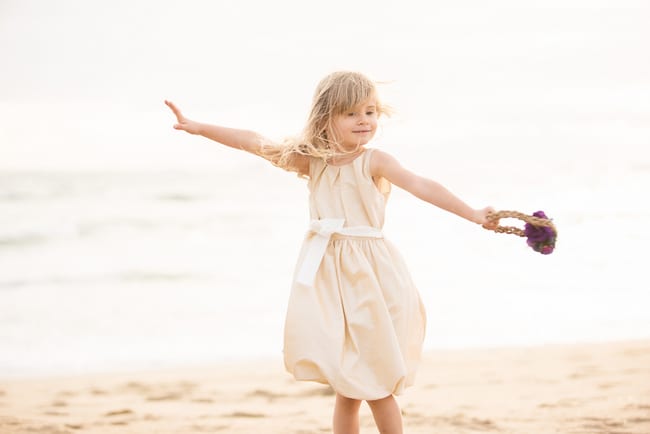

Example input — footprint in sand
[35,424,72,433]
[400,409,426,422]
[623,403,650,411]
[447,414,498,431]
[43,411,68,417]
[42,399,68,416]
[120,381,152,394]
[627,417,650,424]
[0,418,71,434]
[247,389,289,401]
[191,397,215,403]
[404,413,498,431]
[538,398,583,408]
[104,409,134,417]
[102,409,136,427]
[146,392,184,401]
[568,364,601,379]
[89,388,109,396]
[297,386,335,397]
[189,424,229,432]
[223,411,267,418]
[120,380,198,401]
[578,416,627,431]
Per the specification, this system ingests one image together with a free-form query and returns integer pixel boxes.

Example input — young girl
[165,71,495,434]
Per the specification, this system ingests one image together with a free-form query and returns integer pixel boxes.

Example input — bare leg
[333,393,362,434]
[367,395,403,434]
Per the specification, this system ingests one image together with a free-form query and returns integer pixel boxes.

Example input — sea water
[1,145,649,378]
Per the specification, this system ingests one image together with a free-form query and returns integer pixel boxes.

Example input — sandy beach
[1,339,649,434]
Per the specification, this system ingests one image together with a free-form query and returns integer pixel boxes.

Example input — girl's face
[331,99,378,151]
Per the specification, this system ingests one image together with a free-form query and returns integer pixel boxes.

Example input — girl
[165,71,495,434]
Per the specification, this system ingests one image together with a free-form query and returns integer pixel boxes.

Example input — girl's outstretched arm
[165,100,263,155]
[164,100,310,175]
[370,149,495,227]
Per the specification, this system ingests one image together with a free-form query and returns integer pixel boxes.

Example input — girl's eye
[366,111,375,116]
[347,113,355,117]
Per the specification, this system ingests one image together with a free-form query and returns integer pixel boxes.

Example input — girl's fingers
[165,100,184,122]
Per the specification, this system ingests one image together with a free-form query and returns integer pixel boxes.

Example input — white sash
[295,218,383,286]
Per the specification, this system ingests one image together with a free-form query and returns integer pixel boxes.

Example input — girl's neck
[326,147,366,166]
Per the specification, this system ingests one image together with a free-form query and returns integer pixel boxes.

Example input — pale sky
[1,0,649,169]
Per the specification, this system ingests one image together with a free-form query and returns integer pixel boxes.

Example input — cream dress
[283,148,426,400]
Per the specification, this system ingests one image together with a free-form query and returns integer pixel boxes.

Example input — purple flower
[524,210,556,254]
[541,245,554,255]
[525,223,553,242]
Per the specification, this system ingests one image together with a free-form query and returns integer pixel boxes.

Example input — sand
[1,339,649,434]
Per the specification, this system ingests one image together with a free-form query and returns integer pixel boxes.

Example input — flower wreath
[484,210,557,254]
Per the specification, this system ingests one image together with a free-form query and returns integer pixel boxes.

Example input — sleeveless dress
[283,148,427,400]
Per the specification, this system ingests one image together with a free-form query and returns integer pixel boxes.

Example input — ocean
[1,147,649,378]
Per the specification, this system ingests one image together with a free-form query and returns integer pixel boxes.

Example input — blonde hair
[260,71,389,175]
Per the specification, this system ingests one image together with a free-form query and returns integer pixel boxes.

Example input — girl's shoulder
[366,148,395,176]
[363,148,393,196]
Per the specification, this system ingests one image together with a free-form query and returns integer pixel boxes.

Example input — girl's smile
[332,99,378,151]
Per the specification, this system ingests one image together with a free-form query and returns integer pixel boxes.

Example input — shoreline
[5,334,650,382]
[2,339,649,433]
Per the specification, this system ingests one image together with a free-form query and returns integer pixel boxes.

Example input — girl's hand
[164,100,201,135]
[474,207,498,229]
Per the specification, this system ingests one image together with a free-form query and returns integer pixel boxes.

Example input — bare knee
[366,395,403,434]
[336,393,362,409]
[366,394,394,407]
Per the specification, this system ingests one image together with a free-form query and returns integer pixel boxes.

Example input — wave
[0,271,206,290]
[0,234,49,248]
[0,193,38,202]
[117,271,199,282]
[155,193,207,202]
[76,219,159,236]
[0,276,83,290]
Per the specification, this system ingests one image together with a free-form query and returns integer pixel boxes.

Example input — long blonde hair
[260,71,389,174]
